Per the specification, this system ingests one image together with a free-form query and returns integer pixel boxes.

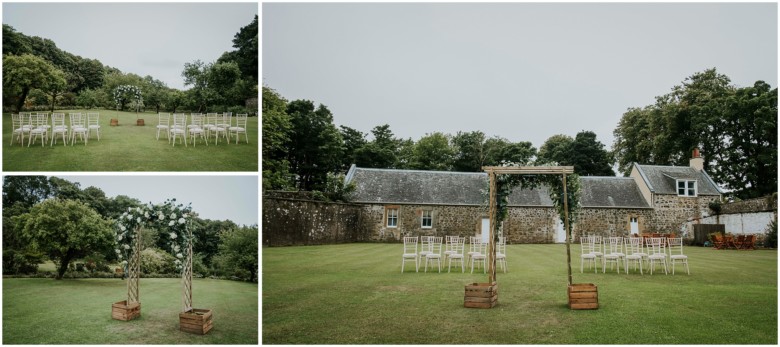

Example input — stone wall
[576,208,654,238]
[720,195,777,214]
[363,204,486,242]
[690,195,777,235]
[650,194,720,235]
[504,207,557,243]
[262,197,370,246]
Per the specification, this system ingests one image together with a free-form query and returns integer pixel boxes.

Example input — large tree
[355,124,399,169]
[339,125,367,171]
[286,100,343,191]
[613,69,777,198]
[213,226,258,282]
[411,132,454,171]
[451,130,487,172]
[262,86,293,191]
[17,199,114,279]
[3,54,64,112]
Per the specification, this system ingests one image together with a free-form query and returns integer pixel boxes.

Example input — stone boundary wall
[720,195,777,214]
[262,196,369,246]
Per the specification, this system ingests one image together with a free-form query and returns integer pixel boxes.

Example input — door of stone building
[556,218,566,243]
[480,218,490,243]
[630,217,639,234]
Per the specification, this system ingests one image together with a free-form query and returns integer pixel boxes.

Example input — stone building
[344,151,722,243]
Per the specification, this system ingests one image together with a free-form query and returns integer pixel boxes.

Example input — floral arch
[111,199,211,333]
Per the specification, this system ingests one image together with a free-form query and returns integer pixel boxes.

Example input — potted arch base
[464,282,498,309]
[179,308,213,334]
[567,283,598,310]
[112,300,140,321]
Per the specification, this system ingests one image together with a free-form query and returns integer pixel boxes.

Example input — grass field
[3,278,257,344]
[262,243,777,344]
[3,109,258,171]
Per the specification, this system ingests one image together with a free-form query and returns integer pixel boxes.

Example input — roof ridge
[354,167,485,175]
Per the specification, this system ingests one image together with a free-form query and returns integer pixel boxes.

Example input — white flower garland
[113,84,143,110]
[114,199,194,273]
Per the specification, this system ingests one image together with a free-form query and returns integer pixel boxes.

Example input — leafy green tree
[45,68,68,112]
[262,86,293,191]
[537,134,574,165]
[3,54,63,112]
[2,176,51,274]
[569,131,614,176]
[395,138,416,169]
[411,132,454,170]
[451,130,487,172]
[339,126,367,171]
[17,199,114,279]
[2,24,32,55]
[75,88,103,109]
[142,76,167,113]
[166,89,186,113]
[2,176,53,209]
[183,60,217,112]
[218,15,258,83]
[355,124,398,169]
[286,100,343,191]
[213,226,258,282]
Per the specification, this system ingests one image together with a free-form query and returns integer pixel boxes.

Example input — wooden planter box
[110,119,119,126]
[136,119,145,126]
[464,282,498,309]
[179,308,213,335]
[112,300,140,321]
[568,283,598,310]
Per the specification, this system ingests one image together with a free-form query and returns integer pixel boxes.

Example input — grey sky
[56,175,258,227]
[3,2,258,90]
[263,2,778,161]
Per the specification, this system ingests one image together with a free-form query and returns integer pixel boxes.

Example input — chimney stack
[690,148,704,171]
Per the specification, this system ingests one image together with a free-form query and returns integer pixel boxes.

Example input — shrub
[764,220,777,248]
[140,248,177,275]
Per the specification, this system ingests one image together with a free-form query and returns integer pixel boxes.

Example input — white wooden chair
[591,235,604,266]
[401,236,418,273]
[418,236,432,265]
[187,113,208,147]
[580,236,599,273]
[27,113,49,147]
[87,112,100,140]
[667,237,689,275]
[467,236,481,265]
[647,237,668,275]
[156,113,170,141]
[603,236,624,273]
[50,113,68,146]
[10,113,30,146]
[170,113,188,147]
[424,236,443,273]
[69,113,88,146]
[624,237,644,275]
[443,235,457,264]
[470,240,487,274]
[229,113,248,144]
[447,237,466,273]
[496,236,508,273]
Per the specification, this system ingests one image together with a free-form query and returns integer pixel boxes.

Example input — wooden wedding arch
[110,201,213,334]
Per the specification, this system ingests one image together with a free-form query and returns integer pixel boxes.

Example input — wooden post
[182,224,193,313]
[563,173,572,286]
[488,170,497,284]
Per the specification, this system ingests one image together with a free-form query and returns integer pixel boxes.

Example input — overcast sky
[55,175,258,227]
[3,2,258,90]
[263,2,778,158]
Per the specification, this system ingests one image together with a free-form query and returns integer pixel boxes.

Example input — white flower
[168,220,175,226]
[178,218,185,225]
[117,235,123,241]
[158,213,165,220]
[123,244,130,250]
[118,254,122,260]
[115,249,121,254]
[169,232,177,239]
[174,259,181,264]
[176,253,183,259]
[128,207,132,212]
[126,215,133,221]
[121,260,128,265]
[144,212,149,218]
[122,212,127,217]
[119,225,126,232]
[170,213,177,219]
[183,213,189,218]
[137,217,142,223]
[174,245,180,252]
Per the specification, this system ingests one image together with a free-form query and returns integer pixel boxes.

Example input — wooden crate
[179,308,213,335]
[568,283,598,310]
[112,300,140,321]
[464,282,498,309]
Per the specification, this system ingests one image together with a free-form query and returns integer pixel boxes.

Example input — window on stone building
[386,207,399,228]
[421,210,433,229]
[677,180,697,197]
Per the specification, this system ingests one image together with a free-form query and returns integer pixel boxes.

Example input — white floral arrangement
[114,199,194,273]
[113,84,143,110]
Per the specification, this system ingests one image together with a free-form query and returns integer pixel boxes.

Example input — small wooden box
[112,300,141,321]
[568,283,598,310]
[464,282,498,309]
[179,308,213,335]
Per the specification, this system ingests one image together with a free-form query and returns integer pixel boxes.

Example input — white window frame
[676,179,697,197]
[421,210,433,229]
[386,207,399,228]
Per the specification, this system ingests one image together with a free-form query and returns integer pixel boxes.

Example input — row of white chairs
[402,235,507,274]
[155,112,248,147]
[11,112,100,147]
[580,235,689,275]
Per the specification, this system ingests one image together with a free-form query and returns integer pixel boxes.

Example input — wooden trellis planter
[464,282,498,308]
[179,309,213,335]
[112,300,140,321]
[568,283,599,310]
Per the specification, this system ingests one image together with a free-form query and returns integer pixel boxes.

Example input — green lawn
[3,278,257,344]
[3,109,258,171]
[262,243,777,344]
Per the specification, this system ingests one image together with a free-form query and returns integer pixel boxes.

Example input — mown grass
[3,278,257,344]
[3,109,258,171]
[262,243,777,344]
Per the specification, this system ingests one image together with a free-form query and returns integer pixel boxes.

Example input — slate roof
[633,164,722,196]
[345,166,651,208]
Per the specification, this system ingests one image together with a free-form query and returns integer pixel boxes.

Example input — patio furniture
[580,236,599,273]
[28,113,49,147]
[496,236,507,273]
[170,113,188,147]
[603,237,624,274]
[157,113,170,141]
[624,237,644,275]
[647,237,668,275]
[50,113,68,146]
[87,112,100,140]
[469,239,487,274]
[667,237,689,275]
[447,236,466,273]
[229,113,248,144]
[69,113,88,146]
[712,233,724,249]
[401,236,418,273]
[424,236,443,273]
[10,113,30,146]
